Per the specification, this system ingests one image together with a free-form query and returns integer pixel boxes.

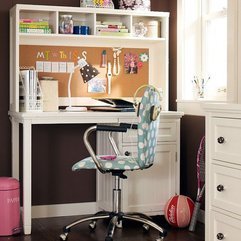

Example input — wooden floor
[0,215,204,241]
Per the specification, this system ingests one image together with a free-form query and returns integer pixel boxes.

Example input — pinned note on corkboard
[19,45,149,99]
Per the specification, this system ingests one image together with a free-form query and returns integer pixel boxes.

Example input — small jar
[146,20,159,38]
[59,15,73,34]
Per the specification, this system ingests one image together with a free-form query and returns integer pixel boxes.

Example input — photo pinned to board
[87,65,107,93]
[87,77,106,93]
[124,52,138,74]
[124,52,149,74]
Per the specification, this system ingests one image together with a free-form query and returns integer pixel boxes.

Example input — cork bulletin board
[20,45,149,99]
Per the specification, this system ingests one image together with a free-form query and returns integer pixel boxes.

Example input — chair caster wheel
[89,220,96,230]
[116,220,122,228]
[59,233,68,241]
[156,238,164,241]
[143,224,150,232]
[105,237,113,241]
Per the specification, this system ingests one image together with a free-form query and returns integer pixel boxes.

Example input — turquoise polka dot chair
[60,86,167,241]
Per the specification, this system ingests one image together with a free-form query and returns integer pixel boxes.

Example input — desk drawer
[122,122,177,143]
[209,210,241,241]
[211,117,241,165]
[211,164,241,216]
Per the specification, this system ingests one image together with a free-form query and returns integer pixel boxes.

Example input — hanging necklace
[112,48,121,76]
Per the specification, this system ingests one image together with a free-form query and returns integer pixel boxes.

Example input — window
[177,0,228,104]
[203,0,227,100]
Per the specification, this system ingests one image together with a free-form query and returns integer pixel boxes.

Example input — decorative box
[80,0,114,9]
[119,0,150,11]
[40,78,59,112]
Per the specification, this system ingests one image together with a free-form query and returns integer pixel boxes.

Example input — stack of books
[19,68,43,112]
[96,21,130,37]
[19,18,52,34]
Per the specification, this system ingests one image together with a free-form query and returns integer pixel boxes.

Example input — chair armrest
[84,123,138,171]
[120,123,138,130]
[83,126,106,173]
[96,123,137,132]
[96,124,128,132]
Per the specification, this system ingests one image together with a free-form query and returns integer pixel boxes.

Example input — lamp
[66,51,100,111]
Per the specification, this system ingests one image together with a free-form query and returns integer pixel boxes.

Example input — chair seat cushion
[72,155,141,172]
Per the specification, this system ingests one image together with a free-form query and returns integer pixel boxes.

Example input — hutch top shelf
[11,4,169,44]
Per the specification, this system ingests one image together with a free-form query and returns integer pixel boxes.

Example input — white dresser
[204,103,241,241]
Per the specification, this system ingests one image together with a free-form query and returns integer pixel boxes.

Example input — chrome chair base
[59,211,166,241]
[60,175,167,241]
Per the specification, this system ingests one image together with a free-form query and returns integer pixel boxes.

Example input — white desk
[9,110,183,235]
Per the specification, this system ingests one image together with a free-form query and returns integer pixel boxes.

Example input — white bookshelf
[10,4,169,112]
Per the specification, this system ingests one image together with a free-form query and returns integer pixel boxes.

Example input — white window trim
[177,0,239,116]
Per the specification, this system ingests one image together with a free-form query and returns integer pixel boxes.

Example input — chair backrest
[137,86,161,169]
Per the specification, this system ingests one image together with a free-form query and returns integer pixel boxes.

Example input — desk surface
[9,110,184,124]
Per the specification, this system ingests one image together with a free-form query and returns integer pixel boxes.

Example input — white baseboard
[31,202,97,218]
[31,202,203,222]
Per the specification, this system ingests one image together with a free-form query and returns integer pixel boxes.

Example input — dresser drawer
[211,117,241,165]
[122,122,177,143]
[211,164,241,215]
[209,210,241,241]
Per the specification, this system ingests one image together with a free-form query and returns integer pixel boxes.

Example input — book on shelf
[96,32,131,37]
[96,27,128,33]
[101,21,123,26]
[20,18,48,23]
[96,24,126,29]
[96,21,129,35]
[19,18,51,34]
[20,21,49,26]
[19,19,49,27]
[19,24,50,29]
[19,28,52,34]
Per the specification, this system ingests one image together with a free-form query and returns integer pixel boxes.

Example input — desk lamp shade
[66,51,99,112]
[77,58,99,83]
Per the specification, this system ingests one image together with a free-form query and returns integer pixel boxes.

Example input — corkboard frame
[20,45,149,106]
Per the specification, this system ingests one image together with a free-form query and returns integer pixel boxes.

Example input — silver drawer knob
[217,185,224,192]
[217,233,224,240]
[217,136,225,144]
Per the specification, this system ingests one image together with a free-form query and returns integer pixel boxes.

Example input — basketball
[164,195,194,228]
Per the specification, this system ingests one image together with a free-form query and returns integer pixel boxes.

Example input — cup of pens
[192,76,210,99]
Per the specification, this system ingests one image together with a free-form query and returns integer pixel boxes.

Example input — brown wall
[1,0,204,206]
[180,116,205,200]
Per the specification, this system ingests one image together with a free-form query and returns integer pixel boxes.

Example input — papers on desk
[59,97,135,112]
[95,98,134,108]
[89,106,135,112]
[90,98,135,112]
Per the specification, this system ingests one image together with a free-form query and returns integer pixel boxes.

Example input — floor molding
[31,202,97,218]
[30,203,203,222]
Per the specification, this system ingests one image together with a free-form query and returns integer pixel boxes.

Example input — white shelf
[19,33,166,46]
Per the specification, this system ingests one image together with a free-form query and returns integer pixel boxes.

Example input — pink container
[0,177,21,236]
